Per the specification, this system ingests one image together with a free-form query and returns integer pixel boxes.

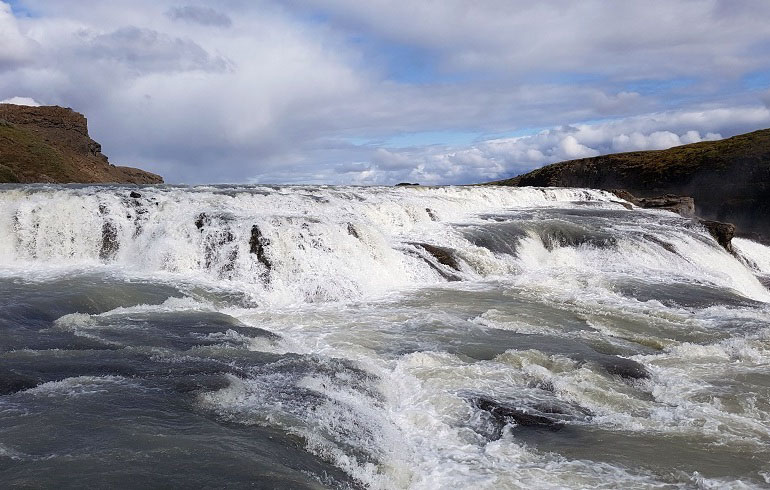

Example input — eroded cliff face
[493,129,770,240]
[0,104,163,184]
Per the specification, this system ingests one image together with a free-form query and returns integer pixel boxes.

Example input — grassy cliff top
[490,127,770,239]
[0,104,163,184]
[493,128,770,189]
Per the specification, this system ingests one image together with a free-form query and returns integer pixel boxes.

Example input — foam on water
[2,184,770,488]
[735,237,770,275]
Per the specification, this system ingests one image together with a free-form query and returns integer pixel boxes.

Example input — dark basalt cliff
[0,104,163,184]
[492,129,770,239]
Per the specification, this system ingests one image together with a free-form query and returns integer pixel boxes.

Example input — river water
[1,185,769,488]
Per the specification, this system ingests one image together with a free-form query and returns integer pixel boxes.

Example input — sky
[1,0,769,185]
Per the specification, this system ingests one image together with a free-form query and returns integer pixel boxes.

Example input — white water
[2,184,770,489]
[0,185,767,303]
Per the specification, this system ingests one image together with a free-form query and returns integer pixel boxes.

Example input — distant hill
[492,128,770,239]
[0,104,162,184]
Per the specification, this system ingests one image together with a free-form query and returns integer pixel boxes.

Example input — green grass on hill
[0,123,71,183]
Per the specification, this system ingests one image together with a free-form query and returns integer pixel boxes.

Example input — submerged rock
[192,213,241,275]
[598,356,650,381]
[195,212,209,230]
[411,243,460,271]
[642,233,678,254]
[100,220,119,260]
[129,191,142,199]
[472,396,566,431]
[347,223,360,239]
[537,222,617,251]
[0,367,39,395]
[405,242,462,281]
[98,203,120,260]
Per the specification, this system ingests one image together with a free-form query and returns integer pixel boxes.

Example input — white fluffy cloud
[0,2,33,69]
[1,96,40,106]
[336,105,770,185]
[166,6,232,28]
[0,1,768,184]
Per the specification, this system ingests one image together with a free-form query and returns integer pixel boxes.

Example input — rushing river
[1,185,769,489]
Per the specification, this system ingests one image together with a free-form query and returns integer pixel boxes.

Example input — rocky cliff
[0,104,163,184]
[493,129,770,240]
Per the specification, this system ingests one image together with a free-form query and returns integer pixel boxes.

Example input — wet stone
[347,223,360,239]
[100,220,119,260]
[599,356,650,380]
[472,396,566,432]
[249,225,272,273]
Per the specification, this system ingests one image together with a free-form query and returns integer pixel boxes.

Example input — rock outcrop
[610,190,696,218]
[598,356,650,381]
[472,396,567,431]
[492,128,770,240]
[0,104,163,184]
[699,219,736,253]
[611,189,737,252]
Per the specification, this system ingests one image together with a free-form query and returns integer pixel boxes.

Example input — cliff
[492,128,770,239]
[0,104,163,184]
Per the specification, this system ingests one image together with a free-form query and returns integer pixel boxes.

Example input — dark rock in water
[472,396,565,431]
[608,190,735,252]
[411,243,460,271]
[609,189,638,204]
[250,225,272,272]
[395,182,420,186]
[612,199,634,210]
[611,190,695,218]
[599,356,650,380]
[193,213,241,275]
[700,219,735,253]
[642,233,678,255]
[425,208,438,221]
[0,367,39,395]
[537,222,617,251]
[347,223,360,239]
[100,220,119,260]
[637,195,695,218]
[129,191,141,199]
[403,243,462,281]
[195,213,208,230]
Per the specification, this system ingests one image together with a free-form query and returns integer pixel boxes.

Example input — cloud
[0,1,768,185]
[338,105,770,185]
[0,96,41,106]
[286,0,770,80]
[762,90,770,109]
[82,26,232,74]
[166,6,232,28]
[0,1,34,70]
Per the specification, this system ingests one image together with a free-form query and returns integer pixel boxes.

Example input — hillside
[0,104,162,184]
[493,128,770,238]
